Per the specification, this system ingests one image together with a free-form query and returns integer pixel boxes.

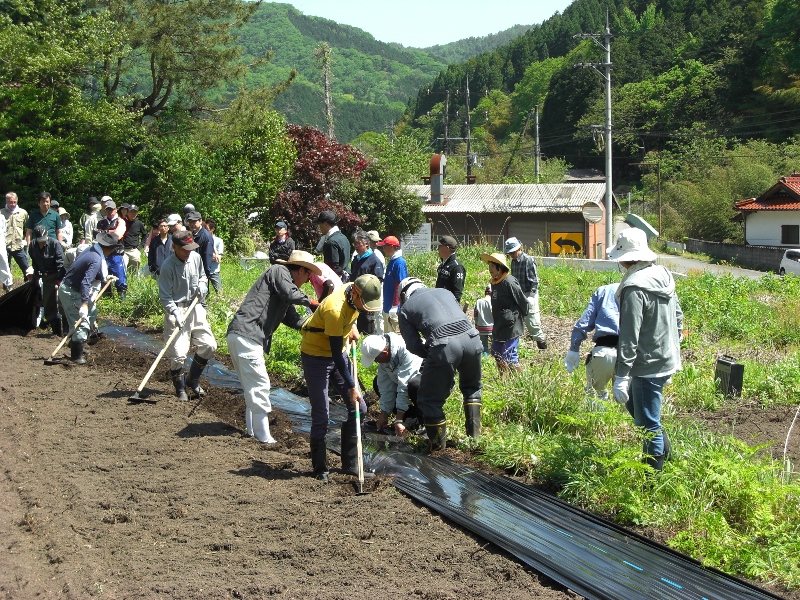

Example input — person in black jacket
[481,252,528,374]
[351,229,384,335]
[225,250,316,443]
[147,217,172,278]
[315,210,350,282]
[28,224,66,336]
[186,210,217,291]
[398,277,483,451]
[268,221,295,265]
[121,204,147,275]
[435,235,466,303]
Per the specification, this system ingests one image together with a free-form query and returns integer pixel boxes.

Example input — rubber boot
[645,453,666,472]
[245,406,254,437]
[186,354,208,397]
[340,420,358,475]
[118,284,127,301]
[425,421,447,452]
[171,368,188,402]
[69,340,86,365]
[52,318,63,337]
[251,410,276,444]
[464,402,481,439]
[310,438,329,482]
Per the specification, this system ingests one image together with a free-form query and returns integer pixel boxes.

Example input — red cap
[377,235,400,247]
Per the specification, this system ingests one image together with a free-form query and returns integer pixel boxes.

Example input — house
[406,181,614,258]
[734,173,800,246]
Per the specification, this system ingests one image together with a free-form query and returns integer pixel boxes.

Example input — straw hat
[276,250,322,275]
[481,252,508,269]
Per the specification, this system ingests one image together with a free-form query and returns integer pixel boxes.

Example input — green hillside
[236,3,447,141]
[418,24,536,64]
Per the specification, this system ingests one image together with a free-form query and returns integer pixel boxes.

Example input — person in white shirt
[58,207,73,248]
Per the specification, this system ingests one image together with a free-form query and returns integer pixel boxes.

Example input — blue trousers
[629,375,669,458]
[301,352,367,441]
[106,254,127,290]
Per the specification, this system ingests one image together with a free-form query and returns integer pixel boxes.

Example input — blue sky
[282,1,575,48]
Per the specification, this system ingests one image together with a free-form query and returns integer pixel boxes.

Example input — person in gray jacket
[360,332,422,436]
[609,228,683,472]
[159,230,217,401]
[398,277,483,451]
[226,251,317,443]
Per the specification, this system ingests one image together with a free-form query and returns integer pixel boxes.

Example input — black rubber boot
[310,438,329,482]
[340,420,358,475]
[425,422,447,452]
[464,402,481,439]
[52,318,63,337]
[645,453,666,472]
[171,368,188,402]
[69,340,86,364]
[186,354,209,397]
[118,285,127,301]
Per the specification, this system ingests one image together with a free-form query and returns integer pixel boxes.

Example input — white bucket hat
[360,335,388,368]
[504,237,522,254]
[607,228,656,262]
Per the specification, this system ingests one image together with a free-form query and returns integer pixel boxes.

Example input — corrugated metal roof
[406,183,609,214]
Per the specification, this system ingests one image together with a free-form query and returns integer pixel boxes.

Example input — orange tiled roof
[734,174,800,211]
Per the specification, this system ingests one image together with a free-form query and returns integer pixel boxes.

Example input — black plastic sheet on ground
[0,280,39,331]
[102,325,783,600]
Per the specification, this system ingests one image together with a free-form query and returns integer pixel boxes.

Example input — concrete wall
[744,211,800,245]
[684,238,786,272]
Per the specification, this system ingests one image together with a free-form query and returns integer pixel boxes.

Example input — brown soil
[0,330,578,600]
[1,325,797,600]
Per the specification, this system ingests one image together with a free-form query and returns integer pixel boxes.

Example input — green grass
[94,246,800,590]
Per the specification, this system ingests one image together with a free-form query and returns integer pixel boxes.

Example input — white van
[779,249,800,276]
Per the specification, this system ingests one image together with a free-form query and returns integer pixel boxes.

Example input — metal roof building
[406,183,613,258]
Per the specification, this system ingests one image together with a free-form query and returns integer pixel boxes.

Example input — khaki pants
[163,303,217,370]
[524,292,545,342]
[383,310,400,333]
[123,248,141,275]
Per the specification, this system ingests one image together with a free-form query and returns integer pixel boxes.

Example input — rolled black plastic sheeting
[101,325,783,600]
[0,280,40,331]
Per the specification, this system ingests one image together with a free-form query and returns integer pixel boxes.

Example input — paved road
[658,253,769,280]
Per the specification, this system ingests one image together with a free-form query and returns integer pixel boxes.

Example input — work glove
[105,274,118,284]
[564,350,581,373]
[195,283,208,300]
[78,305,89,320]
[389,306,398,315]
[171,308,185,330]
[25,266,34,281]
[612,375,631,404]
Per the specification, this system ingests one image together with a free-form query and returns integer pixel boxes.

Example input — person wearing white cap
[366,230,384,267]
[226,250,318,444]
[504,237,547,349]
[609,227,683,472]
[96,198,128,299]
[360,333,422,436]
[166,213,184,233]
[58,207,73,248]
[79,197,102,244]
[397,276,483,451]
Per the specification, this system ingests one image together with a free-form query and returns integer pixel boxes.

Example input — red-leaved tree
[271,125,368,250]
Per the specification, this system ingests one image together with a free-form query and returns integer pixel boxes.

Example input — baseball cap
[87,196,100,207]
[437,235,458,250]
[49,200,59,209]
[376,235,400,248]
[166,214,182,226]
[119,202,131,210]
[183,203,195,213]
[100,195,112,204]
[128,204,139,212]
[185,210,202,222]
[104,200,117,210]
[172,230,199,250]
[316,210,336,225]
[34,225,48,243]
[95,231,119,247]
[360,335,388,368]
[275,221,287,229]
[504,237,522,253]
[366,230,381,242]
[353,274,382,312]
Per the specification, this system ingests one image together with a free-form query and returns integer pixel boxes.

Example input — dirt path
[0,330,578,600]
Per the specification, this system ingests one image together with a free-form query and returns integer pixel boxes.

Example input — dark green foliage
[421,24,537,64]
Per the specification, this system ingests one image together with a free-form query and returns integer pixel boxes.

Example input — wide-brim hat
[481,252,508,269]
[607,228,657,262]
[96,231,119,247]
[58,207,70,219]
[276,250,322,275]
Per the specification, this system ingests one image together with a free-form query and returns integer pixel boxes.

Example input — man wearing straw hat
[300,274,382,482]
[226,250,318,444]
[609,227,683,471]
[58,231,119,363]
[481,252,528,373]
[504,237,547,350]
[159,229,216,401]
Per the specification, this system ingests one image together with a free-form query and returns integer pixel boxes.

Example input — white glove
[171,309,185,329]
[564,351,581,373]
[195,284,207,300]
[78,305,89,319]
[105,274,118,283]
[389,306,398,315]
[613,376,631,404]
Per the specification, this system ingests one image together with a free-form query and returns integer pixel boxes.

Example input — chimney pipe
[429,154,446,203]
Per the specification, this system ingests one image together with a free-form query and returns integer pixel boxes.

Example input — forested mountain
[417,24,535,64]
[232,3,447,141]
[404,0,800,176]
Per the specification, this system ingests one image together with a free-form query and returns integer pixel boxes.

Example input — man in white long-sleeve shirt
[158,229,217,401]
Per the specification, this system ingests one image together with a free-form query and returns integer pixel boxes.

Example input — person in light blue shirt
[564,282,620,401]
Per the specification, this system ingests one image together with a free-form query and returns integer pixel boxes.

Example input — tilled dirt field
[1,328,797,600]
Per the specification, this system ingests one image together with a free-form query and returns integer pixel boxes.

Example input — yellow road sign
[550,232,584,254]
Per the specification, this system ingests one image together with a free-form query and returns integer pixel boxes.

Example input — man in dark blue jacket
[351,229,384,334]
[28,224,66,336]
[186,210,217,292]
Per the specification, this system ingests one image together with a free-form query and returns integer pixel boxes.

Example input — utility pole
[503,109,532,179]
[534,105,541,183]
[574,12,614,252]
[465,75,472,176]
